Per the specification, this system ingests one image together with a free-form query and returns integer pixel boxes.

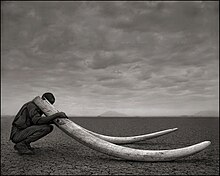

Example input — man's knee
[49,125,53,132]
[11,137,20,144]
[43,125,53,134]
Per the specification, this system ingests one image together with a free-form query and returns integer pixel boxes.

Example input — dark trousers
[11,124,53,144]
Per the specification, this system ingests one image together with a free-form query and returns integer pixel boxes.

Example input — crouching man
[9,92,67,155]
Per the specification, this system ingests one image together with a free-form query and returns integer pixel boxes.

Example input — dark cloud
[111,2,218,33]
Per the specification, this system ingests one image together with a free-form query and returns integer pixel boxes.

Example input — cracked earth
[1,116,219,175]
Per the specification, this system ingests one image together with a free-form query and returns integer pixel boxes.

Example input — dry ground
[1,116,219,175]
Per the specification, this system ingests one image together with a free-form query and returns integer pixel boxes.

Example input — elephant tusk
[83,128,178,144]
[33,96,211,162]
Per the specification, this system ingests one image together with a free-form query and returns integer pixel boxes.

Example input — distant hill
[193,110,219,117]
[98,111,128,117]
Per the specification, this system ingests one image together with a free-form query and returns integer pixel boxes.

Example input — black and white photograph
[1,1,219,175]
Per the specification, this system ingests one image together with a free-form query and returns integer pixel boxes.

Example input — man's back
[10,101,43,140]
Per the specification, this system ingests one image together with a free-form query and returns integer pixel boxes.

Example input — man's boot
[26,143,35,151]
[14,141,35,155]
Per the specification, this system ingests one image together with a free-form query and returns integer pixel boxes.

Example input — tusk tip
[172,128,178,131]
[203,141,211,146]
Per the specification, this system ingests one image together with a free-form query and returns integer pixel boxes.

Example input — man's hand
[36,111,68,125]
[55,112,68,118]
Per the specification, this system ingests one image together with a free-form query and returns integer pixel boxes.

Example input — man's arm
[36,112,67,125]
[28,102,67,125]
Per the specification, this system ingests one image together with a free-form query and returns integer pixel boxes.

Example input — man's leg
[12,124,53,155]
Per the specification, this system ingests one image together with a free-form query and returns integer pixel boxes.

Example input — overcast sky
[1,1,219,116]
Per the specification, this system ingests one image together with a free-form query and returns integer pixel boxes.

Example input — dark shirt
[10,101,44,140]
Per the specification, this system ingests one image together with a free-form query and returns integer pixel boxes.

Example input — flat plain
[1,116,219,175]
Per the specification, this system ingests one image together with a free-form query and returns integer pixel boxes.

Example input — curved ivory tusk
[83,128,178,144]
[33,96,211,162]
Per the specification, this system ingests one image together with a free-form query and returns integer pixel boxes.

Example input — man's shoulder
[26,100,43,116]
[26,101,38,109]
